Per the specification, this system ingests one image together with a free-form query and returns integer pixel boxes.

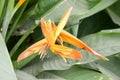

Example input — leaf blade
[0,33,17,80]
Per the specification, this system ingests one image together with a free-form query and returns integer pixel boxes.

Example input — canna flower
[17,7,108,62]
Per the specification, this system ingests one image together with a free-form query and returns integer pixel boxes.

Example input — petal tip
[17,55,23,62]
[17,51,33,62]
[101,57,109,61]
[94,52,109,61]
[17,0,26,7]
[72,50,82,60]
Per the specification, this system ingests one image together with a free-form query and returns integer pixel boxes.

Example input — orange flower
[17,7,108,62]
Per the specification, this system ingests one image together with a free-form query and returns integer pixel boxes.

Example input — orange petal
[17,39,47,62]
[50,44,82,62]
[16,0,25,7]
[51,22,57,31]
[60,30,108,61]
[40,18,54,45]
[53,7,72,44]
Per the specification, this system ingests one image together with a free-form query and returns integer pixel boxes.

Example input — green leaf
[37,66,110,80]
[19,0,117,39]
[0,0,5,18]
[38,0,117,25]
[21,56,44,76]
[20,0,117,32]
[107,0,120,26]
[35,0,61,18]
[21,55,71,76]
[0,33,17,80]
[15,70,37,80]
[66,24,79,37]
[1,0,14,39]
[37,71,64,79]
[77,28,120,63]
[95,56,120,80]
[78,11,119,37]
[21,55,69,75]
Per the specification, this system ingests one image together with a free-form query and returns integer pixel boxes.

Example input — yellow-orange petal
[50,44,82,62]
[17,39,47,62]
[16,0,25,7]
[53,7,72,44]
[40,18,54,45]
[60,30,108,61]
[51,22,57,32]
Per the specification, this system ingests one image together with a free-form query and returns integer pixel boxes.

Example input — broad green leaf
[15,70,37,80]
[95,56,120,80]
[37,71,64,80]
[78,11,119,37]
[41,0,117,25]
[21,56,44,76]
[66,24,80,37]
[22,55,71,76]
[35,0,61,18]
[0,33,17,80]
[107,0,120,26]
[37,66,110,80]
[77,28,120,64]
[18,0,117,43]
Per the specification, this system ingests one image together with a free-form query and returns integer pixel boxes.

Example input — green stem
[10,24,38,57]
[6,0,29,42]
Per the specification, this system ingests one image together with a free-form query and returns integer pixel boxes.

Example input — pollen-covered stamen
[39,43,49,59]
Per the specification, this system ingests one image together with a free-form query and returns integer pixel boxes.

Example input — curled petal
[50,45,82,62]
[60,30,108,61]
[17,39,48,62]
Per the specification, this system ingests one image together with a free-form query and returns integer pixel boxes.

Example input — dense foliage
[0,0,120,80]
